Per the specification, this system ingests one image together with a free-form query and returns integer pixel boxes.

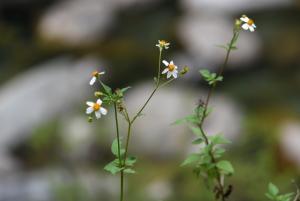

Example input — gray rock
[38,0,161,46]
[0,57,102,171]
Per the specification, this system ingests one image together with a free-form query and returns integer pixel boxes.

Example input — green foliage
[216,160,234,175]
[104,138,137,175]
[265,183,295,201]
[199,69,223,85]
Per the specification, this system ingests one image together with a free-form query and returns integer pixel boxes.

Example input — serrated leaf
[104,160,122,175]
[120,86,131,93]
[199,69,211,78]
[215,44,229,50]
[268,183,279,196]
[189,126,203,137]
[100,81,112,95]
[173,115,199,125]
[209,134,231,145]
[265,193,275,200]
[192,138,204,144]
[181,154,201,166]
[216,160,234,174]
[124,168,136,174]
[125,156,137,166]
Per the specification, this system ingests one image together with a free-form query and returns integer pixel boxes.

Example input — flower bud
[94,91,103,97]
[88,116,93,123]
[234,19,242,31]
[180,66,189,75]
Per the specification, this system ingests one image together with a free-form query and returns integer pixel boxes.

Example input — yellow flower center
[247,19,254,26]
[93,103,101,111]
[168,64,175,71]
[159,40,168,46]
[92,71,98,77]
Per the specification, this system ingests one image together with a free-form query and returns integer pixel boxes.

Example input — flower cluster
[86,70,107,119]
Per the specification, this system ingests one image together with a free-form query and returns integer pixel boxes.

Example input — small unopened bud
[94,91,103,97]
[115,88,123,98]
[180,66,189,75]
[234,19,242,31]
[88,116,93,123]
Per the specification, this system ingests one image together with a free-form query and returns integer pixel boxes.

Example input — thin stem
[131,86,158,124]
[197,31,238,201]
[113,103,123,201]
[157,50,162,85]
[123,123,132,165]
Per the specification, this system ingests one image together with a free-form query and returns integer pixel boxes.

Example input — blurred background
[0,0,300,200]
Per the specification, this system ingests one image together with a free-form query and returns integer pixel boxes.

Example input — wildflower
[240,15,256,32]
[90,70,105,85]
[162,60,178,79]
[156,40,170,50]
[86,99,107,119]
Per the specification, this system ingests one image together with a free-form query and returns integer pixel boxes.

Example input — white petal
[170,61,174,65]
[165,46,169,49]
[162,60,169,66]
[242,23,249,30]
[172,71,178,78]
[100,107,107,115]
[99,71,105,75]
[96,99,102,105]
[249,26,255,32]
[167,71,172,79]
[86,107,94,114]
[86,101,94,107]
[95,111,101,119]
[252,23,256,28]
[165,43,170,46]
[240,16,249,22]
[156,44,160,47]
[89,76,96,85]
[162,68,169,74]
[174,65,178,70]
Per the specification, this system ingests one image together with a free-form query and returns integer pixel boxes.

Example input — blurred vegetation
[0,0,300,200]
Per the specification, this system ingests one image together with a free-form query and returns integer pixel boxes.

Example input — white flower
[156,40,170,50]
[86,99,107,119]
[162,60,178,79]
[89,70,105,85]
[240,15,256,32]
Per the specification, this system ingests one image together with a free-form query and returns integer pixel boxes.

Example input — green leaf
[124,168,136,174]
[100,81,112,95]
[199,69,211,79]
[172,115,199,125]
[265,193,275,200]
[181,154,201,166]
[120,86,131,93]
[111,138,125,157]
[209,134,231,145]
[268,183,279,196]
[189,126,203,137]
[192,138,204,144]
[216,160,234,174]
[125,156,137,166]
[215,44,229,50]
[104,160,122,175]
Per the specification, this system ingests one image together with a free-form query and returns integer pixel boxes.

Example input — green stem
[123,122,132,166]
[157,50,162,85]
[113,103,123,201]
[198,31,238,201]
